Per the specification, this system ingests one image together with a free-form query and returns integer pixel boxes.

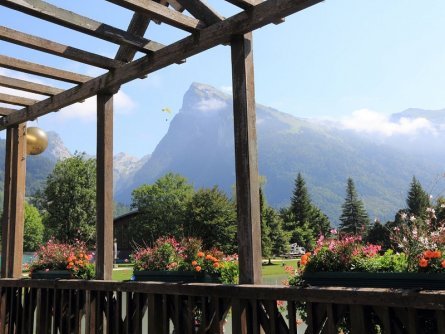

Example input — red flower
[419,258,428,268]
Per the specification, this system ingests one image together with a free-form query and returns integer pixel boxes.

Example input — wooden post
[96,93,114,280]
[1,123,26,278]
[231,32,262,285]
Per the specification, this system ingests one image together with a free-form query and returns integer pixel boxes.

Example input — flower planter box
[301,272,445,290]
[133,270,221,283]
[30,270,73,280]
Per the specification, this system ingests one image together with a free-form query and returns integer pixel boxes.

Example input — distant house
[114,210,141,259]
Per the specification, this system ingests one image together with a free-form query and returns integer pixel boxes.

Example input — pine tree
[406,176,430,218]
[260,188,289,262]
[290,173,312,226]
[339,178,369,235]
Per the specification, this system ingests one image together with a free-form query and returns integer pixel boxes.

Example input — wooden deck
[0,279,444,333]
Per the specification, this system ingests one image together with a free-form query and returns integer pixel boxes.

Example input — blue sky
[1,0,445,157]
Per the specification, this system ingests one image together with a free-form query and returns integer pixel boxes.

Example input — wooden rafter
[0,75,63,96]
[1,0,165,53]
[0,93,38,106]
[0,55,92,84]
[225,0,261,10]
[0,107,17,116]
[166,0,184,12]
[115,13,153,63]
[0,26,125,70]
[105,0,205,32]
[175,0,223,25]
[0,0,323,129]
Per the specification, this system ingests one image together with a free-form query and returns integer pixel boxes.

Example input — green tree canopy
[285,173,331,247]
[339,178,370,235]
[290,173,312,225]
[130,173,194,245]
[34,153,96,245]
[23,202,44,251]
[406,176,430,218]
[260,188,289,260]
[185,186,237,254]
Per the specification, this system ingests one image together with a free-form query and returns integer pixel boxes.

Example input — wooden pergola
[0,0,322,284]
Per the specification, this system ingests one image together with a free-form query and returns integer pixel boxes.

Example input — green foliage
[281,208,315,250]
[130,173,194,245]
[365,220,392,250]
[285,173,331,249]
[34,153,96,245]
[185,187,237,254]
[339,178,370,235]
[29,239,95,279]
[290,173,312,225]
[260,188,289,259]
[406,176,430,218]
[352,250,408,273]
[131,237,238,284]
[23,203,44,251]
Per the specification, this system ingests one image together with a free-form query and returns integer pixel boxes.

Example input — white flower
[400,213,408,220]
[410,215,416,222]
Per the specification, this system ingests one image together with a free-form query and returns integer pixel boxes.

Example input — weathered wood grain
[2,0,164,53]
[0,26,124,69]
[176,0,223,25]
[0,75,63,96]
[0,93,38,106]
[106,0,205,32]
[96,93,114,280]
[231,32,262,285]
[0,107,18,116]
[0,55,92,84]
[0,124,26,278]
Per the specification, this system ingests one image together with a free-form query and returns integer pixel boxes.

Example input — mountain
[115,83,445,224]
[114,152,150,193]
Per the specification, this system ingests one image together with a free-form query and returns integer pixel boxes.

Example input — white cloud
[341,109,436,136]
[53,90,136,123]
[197,98,227,112]
[220,86,232,95]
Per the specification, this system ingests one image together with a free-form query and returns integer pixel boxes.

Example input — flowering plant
[131,237,238,284]
[389,208,445,272]
[29,239,95,279]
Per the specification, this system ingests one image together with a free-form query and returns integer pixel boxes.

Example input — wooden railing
[0,279,445,333]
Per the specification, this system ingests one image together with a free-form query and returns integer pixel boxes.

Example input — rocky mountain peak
[181,82,231,114]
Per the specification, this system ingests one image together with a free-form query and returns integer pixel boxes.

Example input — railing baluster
[436,310,445,334]
[287,300,297,334]
[115,291,122,334]
[162,294,169,334]
[350,305,367,333]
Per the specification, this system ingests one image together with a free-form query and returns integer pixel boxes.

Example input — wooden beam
[0,107,17,116]
[2,0,165,53]
[0,93,38,106]
[105,0,206,32]
[166,0,184,12]
[0,0,323,129]
[1,123,26,278]
[231,32,261,285]
[0,26,125,70]
[96,93,114,280]
[225,0,260,10]
[175,0,223,25]
[0,55,92,84]
[115,13,152,63]
[0,75,63,96]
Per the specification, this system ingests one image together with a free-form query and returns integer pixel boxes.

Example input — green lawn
[111,259,299,281]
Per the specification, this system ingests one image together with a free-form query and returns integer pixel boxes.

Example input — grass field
[111,259,299,281]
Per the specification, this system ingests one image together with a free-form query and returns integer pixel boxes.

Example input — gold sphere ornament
[26,127,48,155]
